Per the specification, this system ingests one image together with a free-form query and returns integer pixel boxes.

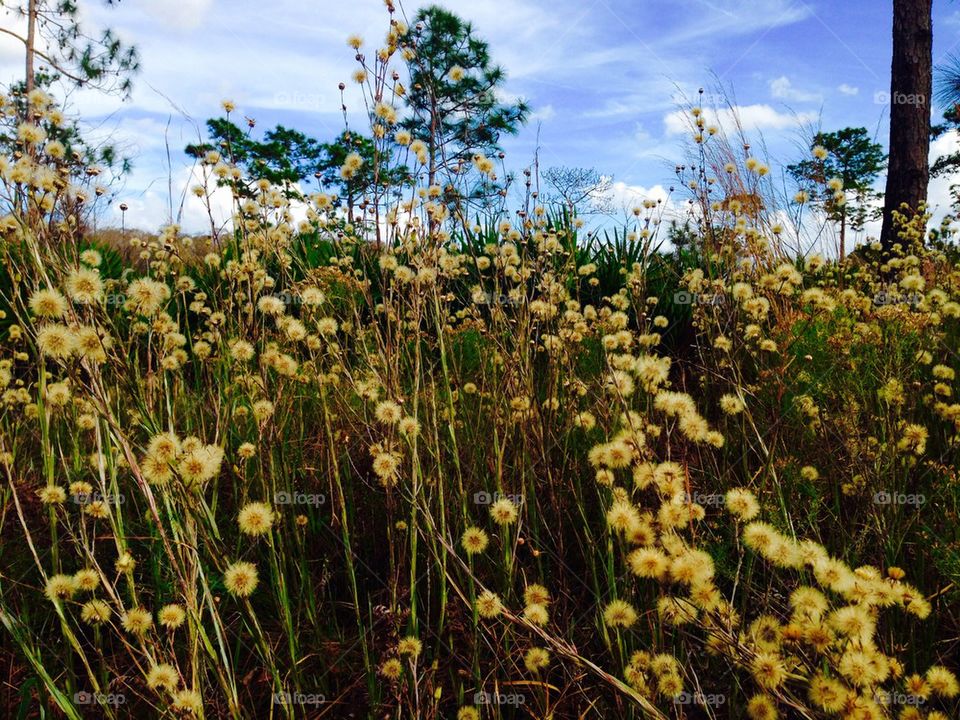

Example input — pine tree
[788,128,886,260]
[402,5,527,192]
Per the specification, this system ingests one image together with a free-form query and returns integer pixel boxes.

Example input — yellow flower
[37,485,67,504]
[380,658,403,679]
[476,590,503,618]
[374,400,403,424]
[489,497,518,525]
[177,444,224,486]
[725,488,760,521]
[461,527,489,555]
[926,665,959,698]
[17,122,46,144]
[65,268,103,304]
[719,394,745,414]
[73,569,100,592]
[343,152,363,172]
[224,561,259,597]
[29,288,69,317]
[398,416,420,437]
[80,599,111,625]
[158,604,186,630]
[372,452,400,485]
[603,599,637,628]
[628,547,669,580]
[898,423,928,455]
[146,663,179,691]
[44,381,71,406]
[606,500,641,534]
[44,574,77,602]
[141,453,173,485]
[751,652,786,689]
[171,689,203,714]
[524,647,550,672]
[37,324,77,359]
[252,399,275,421]
[523,584,550,606]
[80,600,110,625]
[523,603,548,626]
[121,607,153,635]
[657,672,683,697]
[397,636,422,658]
[126,278,170,315]
[789,587,827,619]
[238,502,274,537]
[807,672,845,712]
[746,694,778,720]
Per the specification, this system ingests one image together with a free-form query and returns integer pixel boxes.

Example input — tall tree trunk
[25,0,37,97]
[879,0,933,251]
[839,207,846,263]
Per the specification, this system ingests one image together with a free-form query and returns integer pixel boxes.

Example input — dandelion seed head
[238,502,274,537]
[224,561,259,597]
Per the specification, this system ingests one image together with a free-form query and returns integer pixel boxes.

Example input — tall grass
[0,8,959,720]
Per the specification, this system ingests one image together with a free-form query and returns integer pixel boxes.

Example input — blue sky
[3,0,960,236]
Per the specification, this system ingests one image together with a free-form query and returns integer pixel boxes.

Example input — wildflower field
[1,2,960,719]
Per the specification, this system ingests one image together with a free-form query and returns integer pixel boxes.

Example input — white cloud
[579,86,680,119]
[109,165,234,232]
[608,181,685,222]
[0,10,26,65]
[650,0,812,47]
[609,181,671,206]
[769,76,822,103]
[837,83,860,96]
[664,104,816,136]
[633,122,652,143]
[927,132,960,225]
[530,104,556,122]
[140,0,215,31]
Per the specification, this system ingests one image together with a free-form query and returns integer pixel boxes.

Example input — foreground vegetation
[1,6,960,720]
